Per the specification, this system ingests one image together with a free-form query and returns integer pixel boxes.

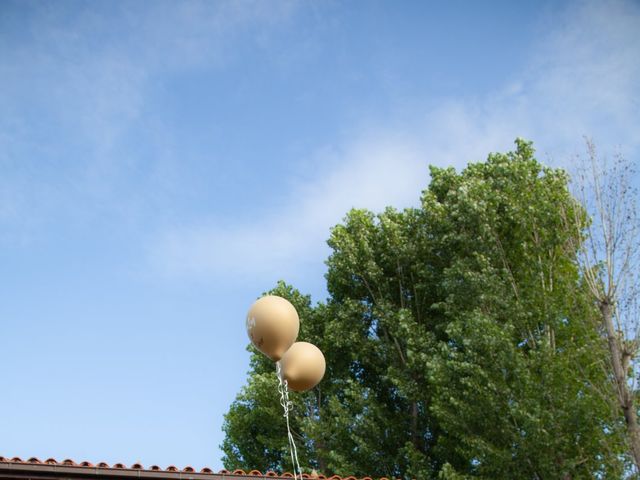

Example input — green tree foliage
[222,140,628,478]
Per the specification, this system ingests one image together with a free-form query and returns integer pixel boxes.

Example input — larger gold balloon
[279,341,326,392]
[246,295,300,361]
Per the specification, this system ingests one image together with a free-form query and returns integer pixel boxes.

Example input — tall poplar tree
[222,140,628,478]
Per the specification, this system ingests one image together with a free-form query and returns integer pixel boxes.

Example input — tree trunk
[315,439,328,475]
[411,401,419,450]
[600,301,640,470]
[314,389,328,474]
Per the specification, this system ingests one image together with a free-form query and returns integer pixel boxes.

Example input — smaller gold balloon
[246,295,300,361]
[279,341,326,392]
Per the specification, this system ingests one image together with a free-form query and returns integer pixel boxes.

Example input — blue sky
[1,0,639,471]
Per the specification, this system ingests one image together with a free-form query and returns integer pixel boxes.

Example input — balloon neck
[272,347,287,362]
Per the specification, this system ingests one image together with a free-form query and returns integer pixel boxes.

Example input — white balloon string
[276,361,303,480]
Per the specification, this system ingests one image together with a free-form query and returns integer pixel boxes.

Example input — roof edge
[0,458,385,480]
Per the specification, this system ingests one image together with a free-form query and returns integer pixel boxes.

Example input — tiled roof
[0,457,387,480]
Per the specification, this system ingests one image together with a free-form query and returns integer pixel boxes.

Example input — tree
[222,140,628,478]
[419,142,625,477]
[564,139,640,471]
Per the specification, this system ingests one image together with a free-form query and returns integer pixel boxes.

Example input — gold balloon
[246,295,300,361]
[279,341,326,392]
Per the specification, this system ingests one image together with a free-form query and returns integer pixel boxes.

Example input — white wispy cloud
[151,0,640,281]
[154,132,426,278]
[0,0,299,229]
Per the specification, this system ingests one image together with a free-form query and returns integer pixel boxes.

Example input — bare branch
[568,138,640,471]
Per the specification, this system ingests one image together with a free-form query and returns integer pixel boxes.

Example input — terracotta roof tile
[0,455,389,480]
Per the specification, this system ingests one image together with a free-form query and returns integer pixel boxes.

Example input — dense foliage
[222,140,629,478]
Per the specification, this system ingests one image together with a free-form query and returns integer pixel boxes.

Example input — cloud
[154,132,426,279]
[515,0,640,154]
[0,0,299,231]
[152,0,640,281]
